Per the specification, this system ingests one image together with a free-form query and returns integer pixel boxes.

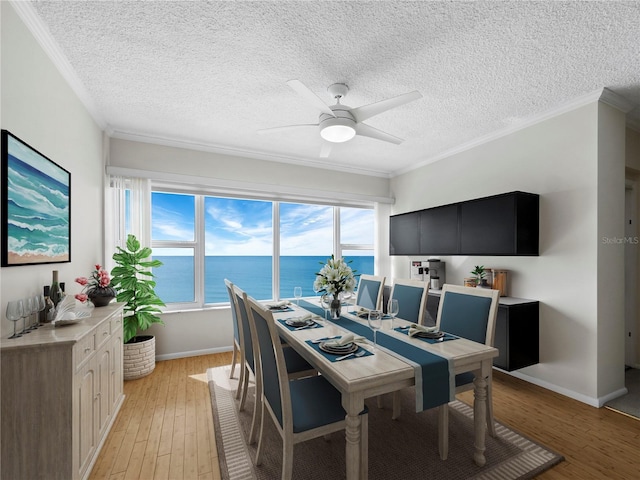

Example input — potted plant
[74,264,117,307]
[471,265,490,288]
[111,234,165,380]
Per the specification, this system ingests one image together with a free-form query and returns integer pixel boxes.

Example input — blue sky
[151,193,373,256]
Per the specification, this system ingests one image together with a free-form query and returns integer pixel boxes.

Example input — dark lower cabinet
[426,293,539,371]
[493,301,539,371]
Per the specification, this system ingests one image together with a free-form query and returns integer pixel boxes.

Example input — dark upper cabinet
[459,192,538,255]
[389,211,420,255]
[419,204,460,255]
[389,191,539,256]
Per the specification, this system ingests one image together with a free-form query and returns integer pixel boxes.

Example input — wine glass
[35,294,46,328]
[30,294,41,329]
[293,286,302,306]
[320,294,331,320]
[367,310,383,350]
[21,298,32,334]
[387,299,399,330]
[6,300,24,339]
[341,291,353,312]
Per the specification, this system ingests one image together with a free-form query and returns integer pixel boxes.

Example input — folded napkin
[322,333,355,347]
[287,313,313,323]
[355,307,370,317]
[408,323,440,337]
[267,300,291,309]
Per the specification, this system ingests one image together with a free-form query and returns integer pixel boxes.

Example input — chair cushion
[440,292,492,344]
[392,284,424,323]
[455,371,475,388]
[357,279,382,311]
[289,376,367,433]
[283,347,313,374]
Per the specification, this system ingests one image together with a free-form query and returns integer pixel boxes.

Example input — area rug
[208,366,563,480]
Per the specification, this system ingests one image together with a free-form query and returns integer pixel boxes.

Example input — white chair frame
[436,284,500,460]
[224,279,244,390]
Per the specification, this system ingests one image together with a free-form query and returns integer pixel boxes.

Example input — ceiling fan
[258,80,422,157]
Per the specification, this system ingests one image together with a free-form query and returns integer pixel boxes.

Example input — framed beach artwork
[1,130,71,266]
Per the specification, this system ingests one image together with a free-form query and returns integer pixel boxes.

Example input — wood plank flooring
[90,353,640,479]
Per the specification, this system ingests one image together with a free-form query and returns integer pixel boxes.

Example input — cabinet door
[96,347,112,440]
[460,194,516,254]
[389,211,420,255]
[419,204,459,255]
[77,362,96,479]
[110,319,124,411]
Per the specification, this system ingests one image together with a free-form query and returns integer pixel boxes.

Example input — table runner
[299,300,453,411]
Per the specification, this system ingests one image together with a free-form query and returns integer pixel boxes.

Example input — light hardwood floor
[90,353,640,480]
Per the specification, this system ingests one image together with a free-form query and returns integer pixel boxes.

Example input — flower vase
[330,296,341,319]
[88,286,117,307]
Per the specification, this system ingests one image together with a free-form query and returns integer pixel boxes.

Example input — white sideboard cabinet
[1,303,125,480]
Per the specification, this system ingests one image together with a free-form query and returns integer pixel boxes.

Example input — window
[279,203,333,299]
[205,197,273,303]
[148,190,375,309]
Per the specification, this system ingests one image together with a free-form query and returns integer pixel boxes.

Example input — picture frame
[1,130,71,266]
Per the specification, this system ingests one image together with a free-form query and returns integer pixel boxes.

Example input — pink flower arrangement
[75,264,112,302]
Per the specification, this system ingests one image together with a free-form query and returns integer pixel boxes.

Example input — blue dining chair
[245,296,368,480]
[232,284,315,445]
[354,274,386,311]
[224,279,243,391]
[389,278,429,324]
[436,284,500,459]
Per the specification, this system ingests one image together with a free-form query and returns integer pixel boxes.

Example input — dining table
[270,297,499,480]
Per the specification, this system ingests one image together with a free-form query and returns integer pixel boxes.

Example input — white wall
[388,100,628,406]
[1,3,104,336]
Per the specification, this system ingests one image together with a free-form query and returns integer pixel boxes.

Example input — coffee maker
[425,259,445,290]
[410,259,445,290]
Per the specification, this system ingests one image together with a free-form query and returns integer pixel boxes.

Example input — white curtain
[105,175,151,271]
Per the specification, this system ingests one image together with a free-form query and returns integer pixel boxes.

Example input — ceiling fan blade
[355,123,404,145]
[257,124,318,135]
[351,90,422,123]
[286,80,336,117]
[319,142,332,158]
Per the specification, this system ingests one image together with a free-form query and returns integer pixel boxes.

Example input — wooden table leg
[343,393,366,480]
[473,363,489,467]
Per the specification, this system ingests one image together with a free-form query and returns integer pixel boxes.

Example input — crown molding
[599,87,635,113]
[9,0,106,129]
[109,129,391,179]
[394,88,637,176]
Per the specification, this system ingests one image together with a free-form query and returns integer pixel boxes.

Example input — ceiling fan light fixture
[320,117,356,143]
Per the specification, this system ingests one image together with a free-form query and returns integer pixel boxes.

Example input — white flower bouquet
[313,255,357,298]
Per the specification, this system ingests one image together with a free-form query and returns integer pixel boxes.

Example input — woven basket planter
[123,335,156,380]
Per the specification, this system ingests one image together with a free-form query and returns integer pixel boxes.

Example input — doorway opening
[624,179,638,369]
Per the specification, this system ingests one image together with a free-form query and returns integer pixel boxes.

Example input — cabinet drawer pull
[103,331,109,336]
[84,347,91,353]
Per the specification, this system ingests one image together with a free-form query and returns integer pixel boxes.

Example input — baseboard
[500,368,628,408]
[155,345,233,361]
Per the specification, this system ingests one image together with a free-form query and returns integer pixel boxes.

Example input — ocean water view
[153,255,374,304]
[6,143,70,263]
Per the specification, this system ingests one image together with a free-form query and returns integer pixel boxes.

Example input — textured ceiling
[19,1,640,176]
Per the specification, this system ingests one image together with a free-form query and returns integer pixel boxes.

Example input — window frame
[148,185,375,311]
